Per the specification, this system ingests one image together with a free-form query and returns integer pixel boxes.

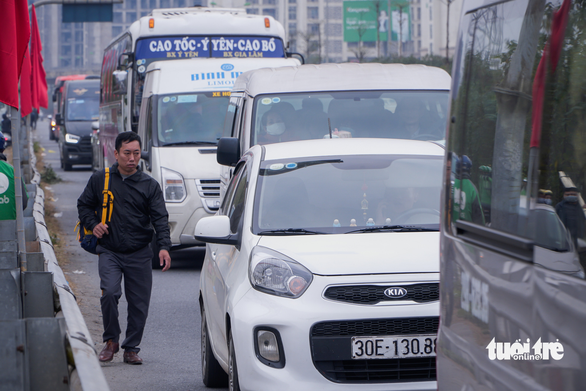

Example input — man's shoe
[123,351,143,365]
[98,340,119,362]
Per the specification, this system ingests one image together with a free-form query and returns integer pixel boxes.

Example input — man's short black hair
[115,131,141,151]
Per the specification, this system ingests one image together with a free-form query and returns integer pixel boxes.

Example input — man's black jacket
[77,163,171,254]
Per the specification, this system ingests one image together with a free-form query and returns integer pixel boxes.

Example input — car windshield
[156,92,229,146]
[66,97,99,121]
[253,155,443,234]
[251,90,449,146]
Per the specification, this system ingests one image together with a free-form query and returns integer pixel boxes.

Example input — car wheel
[228,331,240,391]
[49,131,54,141]
[201,305,228,387]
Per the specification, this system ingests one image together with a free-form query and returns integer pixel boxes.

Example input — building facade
[34,0,460,87]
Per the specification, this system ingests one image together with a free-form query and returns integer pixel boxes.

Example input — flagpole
[11,104,27,271]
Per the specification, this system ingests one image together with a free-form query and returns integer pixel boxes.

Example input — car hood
[155,146,221,179]
[64,120,93,136]
[256,232,439,276]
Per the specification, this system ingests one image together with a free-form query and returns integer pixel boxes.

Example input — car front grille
[310,317,438,384]
[324,283,439,304]
[316,357,436,383]
[196,179,221,213]
[79,135,92,152]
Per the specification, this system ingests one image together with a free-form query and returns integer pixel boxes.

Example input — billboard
[343,1,410,43]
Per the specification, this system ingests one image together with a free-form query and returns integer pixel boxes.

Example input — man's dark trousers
[97,245,153,353]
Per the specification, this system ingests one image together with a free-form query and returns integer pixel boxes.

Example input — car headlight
[249,246,312,298]
[161,167,186,203]
[65,133,80,143]
[51,120,56,127]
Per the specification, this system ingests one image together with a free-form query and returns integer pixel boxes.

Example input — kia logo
[384,287,408,298]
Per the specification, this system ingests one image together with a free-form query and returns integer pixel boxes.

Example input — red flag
[530,0,571,148]
[31,5,48,109]
[20,48,33,117]
[0,0,31,108]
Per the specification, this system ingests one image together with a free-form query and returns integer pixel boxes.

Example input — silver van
[217,63,451,194]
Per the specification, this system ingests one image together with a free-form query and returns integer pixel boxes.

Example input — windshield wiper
[345,225,439,234]
[258,228,325,235]
[162,141,218,146]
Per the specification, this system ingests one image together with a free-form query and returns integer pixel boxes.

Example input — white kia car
[196,138,444,391]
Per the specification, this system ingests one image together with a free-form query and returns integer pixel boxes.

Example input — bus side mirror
[217,137,240,167]
[141,139,152,171]
[117,51,134,70]
[286,51,305,64]
[112,70,128,95]
[55,113,64,126]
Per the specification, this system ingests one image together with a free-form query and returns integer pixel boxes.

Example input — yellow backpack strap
[101,168,114,224]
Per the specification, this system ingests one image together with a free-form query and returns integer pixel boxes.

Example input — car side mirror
[194,215,239,246]
[91,121,99,131]
[217,137,240,167]
[55,113,64,126]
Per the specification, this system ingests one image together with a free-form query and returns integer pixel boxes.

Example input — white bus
[97,7,297,171]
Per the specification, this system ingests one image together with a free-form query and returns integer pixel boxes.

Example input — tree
[351,21,369,62]
[392,0,410,58]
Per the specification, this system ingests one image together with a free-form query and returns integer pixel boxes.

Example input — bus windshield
[251,91,449,146]
[155,92,230,145]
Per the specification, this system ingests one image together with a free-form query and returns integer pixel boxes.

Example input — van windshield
[66,97,99,121]
[251,91,449,146]
[156,92,230,146]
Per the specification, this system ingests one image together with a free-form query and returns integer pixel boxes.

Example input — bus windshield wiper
[162,141,218,146]
[258,228,325,235]
[345,225,438,234]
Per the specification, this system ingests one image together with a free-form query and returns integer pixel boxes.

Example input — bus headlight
[65,134,80,144]
[161,167,186,203]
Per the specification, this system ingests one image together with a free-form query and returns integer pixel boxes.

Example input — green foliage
[41,164,61,184]
[50,233,60,245]
[33,141,41,154]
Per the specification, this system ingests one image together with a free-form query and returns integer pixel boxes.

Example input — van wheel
[201,306,228,387]
[228,331,240,391]
[64,163,72,171]
[150,233,162,269]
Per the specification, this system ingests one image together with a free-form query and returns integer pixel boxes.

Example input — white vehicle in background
[217,63,451,196]
[98,6,300,172]
[196,138,445,390]
[137,57,299,266]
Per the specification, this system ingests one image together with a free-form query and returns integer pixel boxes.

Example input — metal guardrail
[29,136,110,391]
[0,134,109,390]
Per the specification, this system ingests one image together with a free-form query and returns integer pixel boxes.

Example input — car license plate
[351,335,437,359]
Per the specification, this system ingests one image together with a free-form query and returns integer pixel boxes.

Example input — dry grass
[28,144,71,272]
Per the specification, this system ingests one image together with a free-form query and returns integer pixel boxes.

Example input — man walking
[77,131,171,365]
